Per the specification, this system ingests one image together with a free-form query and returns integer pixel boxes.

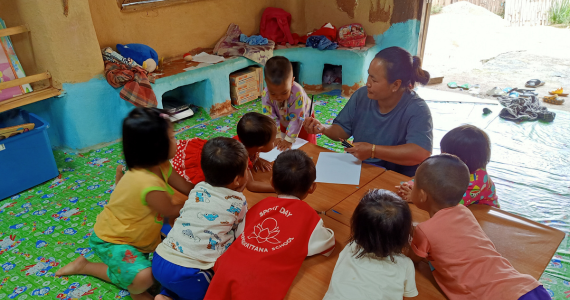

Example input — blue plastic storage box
[0,109,59,200]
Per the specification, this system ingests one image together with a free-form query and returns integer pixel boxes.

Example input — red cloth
[172,137,253,184]
[204,197,327,300]
[299,23,337,44]
[104,61,157,108]
[172,138,208,184]
[260,7,299,45]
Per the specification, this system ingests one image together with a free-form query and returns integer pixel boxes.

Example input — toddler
[204,149,335,300]
[408,154,548,300]
[153,137,250,300]
[172,112,275,194]
[262,56,316,150]
[56,108,192,300]
[323,189,418,300]
[397,124,499,207]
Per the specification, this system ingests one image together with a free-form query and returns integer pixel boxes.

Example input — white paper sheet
[192,52,225,64]
[315,152,362,185]
[259,138,308,162]
[184,62,212,71]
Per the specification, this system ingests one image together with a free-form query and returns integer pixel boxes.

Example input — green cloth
[90,233,151,289]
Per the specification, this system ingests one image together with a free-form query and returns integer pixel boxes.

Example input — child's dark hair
[440,125,491,173]
[201,137,248,187]
[264,56,292,85]
[122,107,171,170]
[374,46,430,88]
[350,189,412,262]
[416,154,470,207]
[236,112,276,148]
[272,149,316,198]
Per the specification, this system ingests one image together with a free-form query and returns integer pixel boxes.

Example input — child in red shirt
[172,112,276,193]
[407,154,548,300]
[204,149,335,300]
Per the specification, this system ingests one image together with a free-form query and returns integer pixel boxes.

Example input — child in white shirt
[323,189,418,300]
[152,137,250,300]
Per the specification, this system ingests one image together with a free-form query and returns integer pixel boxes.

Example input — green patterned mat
[0,91,568,299]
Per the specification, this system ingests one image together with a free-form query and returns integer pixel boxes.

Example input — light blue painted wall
[21,20,420,151]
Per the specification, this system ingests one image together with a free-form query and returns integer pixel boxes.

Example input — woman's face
[365,58,400,101]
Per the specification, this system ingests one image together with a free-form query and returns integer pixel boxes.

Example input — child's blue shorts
[152,252,213,300]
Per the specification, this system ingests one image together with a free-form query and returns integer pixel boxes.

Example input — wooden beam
[0,87,61,113]
[0,72,51,91]
[0,25,29,38]
[120,0,205,12]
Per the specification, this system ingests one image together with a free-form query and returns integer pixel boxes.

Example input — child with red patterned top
[172,112,276,194]
[397,125,499,208]
[204,149,335,300]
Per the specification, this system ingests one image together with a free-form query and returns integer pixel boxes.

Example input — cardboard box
[248,66,264,94]
[230,68,258,87]
[230,66,264,106]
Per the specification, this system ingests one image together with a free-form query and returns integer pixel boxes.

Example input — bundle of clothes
[498,96,556,122]
[102,47,157,108]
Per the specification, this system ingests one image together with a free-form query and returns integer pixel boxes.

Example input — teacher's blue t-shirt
[333,87,433,177]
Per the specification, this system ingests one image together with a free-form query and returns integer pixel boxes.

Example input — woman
[303,47,433,176]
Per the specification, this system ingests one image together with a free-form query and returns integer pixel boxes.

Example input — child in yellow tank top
[56,108,194,300]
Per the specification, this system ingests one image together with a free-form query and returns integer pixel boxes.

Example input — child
[56,108,192,300]
[204,149,335,300]
[397,125,499,208]
[172,112,275,194]
[408,154,548,300]
[323,189,418,300]
[153,137,250,300]
[262,56,317,151]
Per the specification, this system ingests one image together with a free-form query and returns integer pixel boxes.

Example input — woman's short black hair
[201,137,248,187]
[350,189,412,262]
[440,125,491,173]
[374,46,430,88]
[264,56,293,85]
[272,149,316,198]
[122,107,171,170]
[236,112,276,148]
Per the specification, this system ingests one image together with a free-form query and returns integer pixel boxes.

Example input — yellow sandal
[543,95,565,105]
[549,88,569,97]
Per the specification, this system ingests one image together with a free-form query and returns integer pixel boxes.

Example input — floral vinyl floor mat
[0,90,569,299]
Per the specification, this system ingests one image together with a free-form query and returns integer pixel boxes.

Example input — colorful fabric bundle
[213,23,275,65]
[306,35,338,50]
[104,62,157,108]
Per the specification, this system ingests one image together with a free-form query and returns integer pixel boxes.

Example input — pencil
[308,95,314,118]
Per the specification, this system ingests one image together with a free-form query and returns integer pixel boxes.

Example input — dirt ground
[423,1,570,112]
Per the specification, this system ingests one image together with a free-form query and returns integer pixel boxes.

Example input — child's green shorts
[89,233,152,289]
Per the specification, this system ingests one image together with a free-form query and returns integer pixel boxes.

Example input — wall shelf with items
[0,25,61,113]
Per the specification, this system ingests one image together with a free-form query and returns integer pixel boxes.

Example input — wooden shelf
[0,25,61,113]
[0,71,61,113]
[0,87,61,113]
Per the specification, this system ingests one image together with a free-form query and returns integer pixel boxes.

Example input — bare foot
[55,255,88,276]
[154,295,173,300]
[116,165,125,184]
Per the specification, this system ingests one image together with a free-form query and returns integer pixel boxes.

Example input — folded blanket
[104,62,157,108]
[498,96,555,122]
[306,35,338,50]
[239,34,268,45]
[214,23,275,65]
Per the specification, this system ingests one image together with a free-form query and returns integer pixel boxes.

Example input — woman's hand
[345,142,373,161]
[303,117,325,134]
